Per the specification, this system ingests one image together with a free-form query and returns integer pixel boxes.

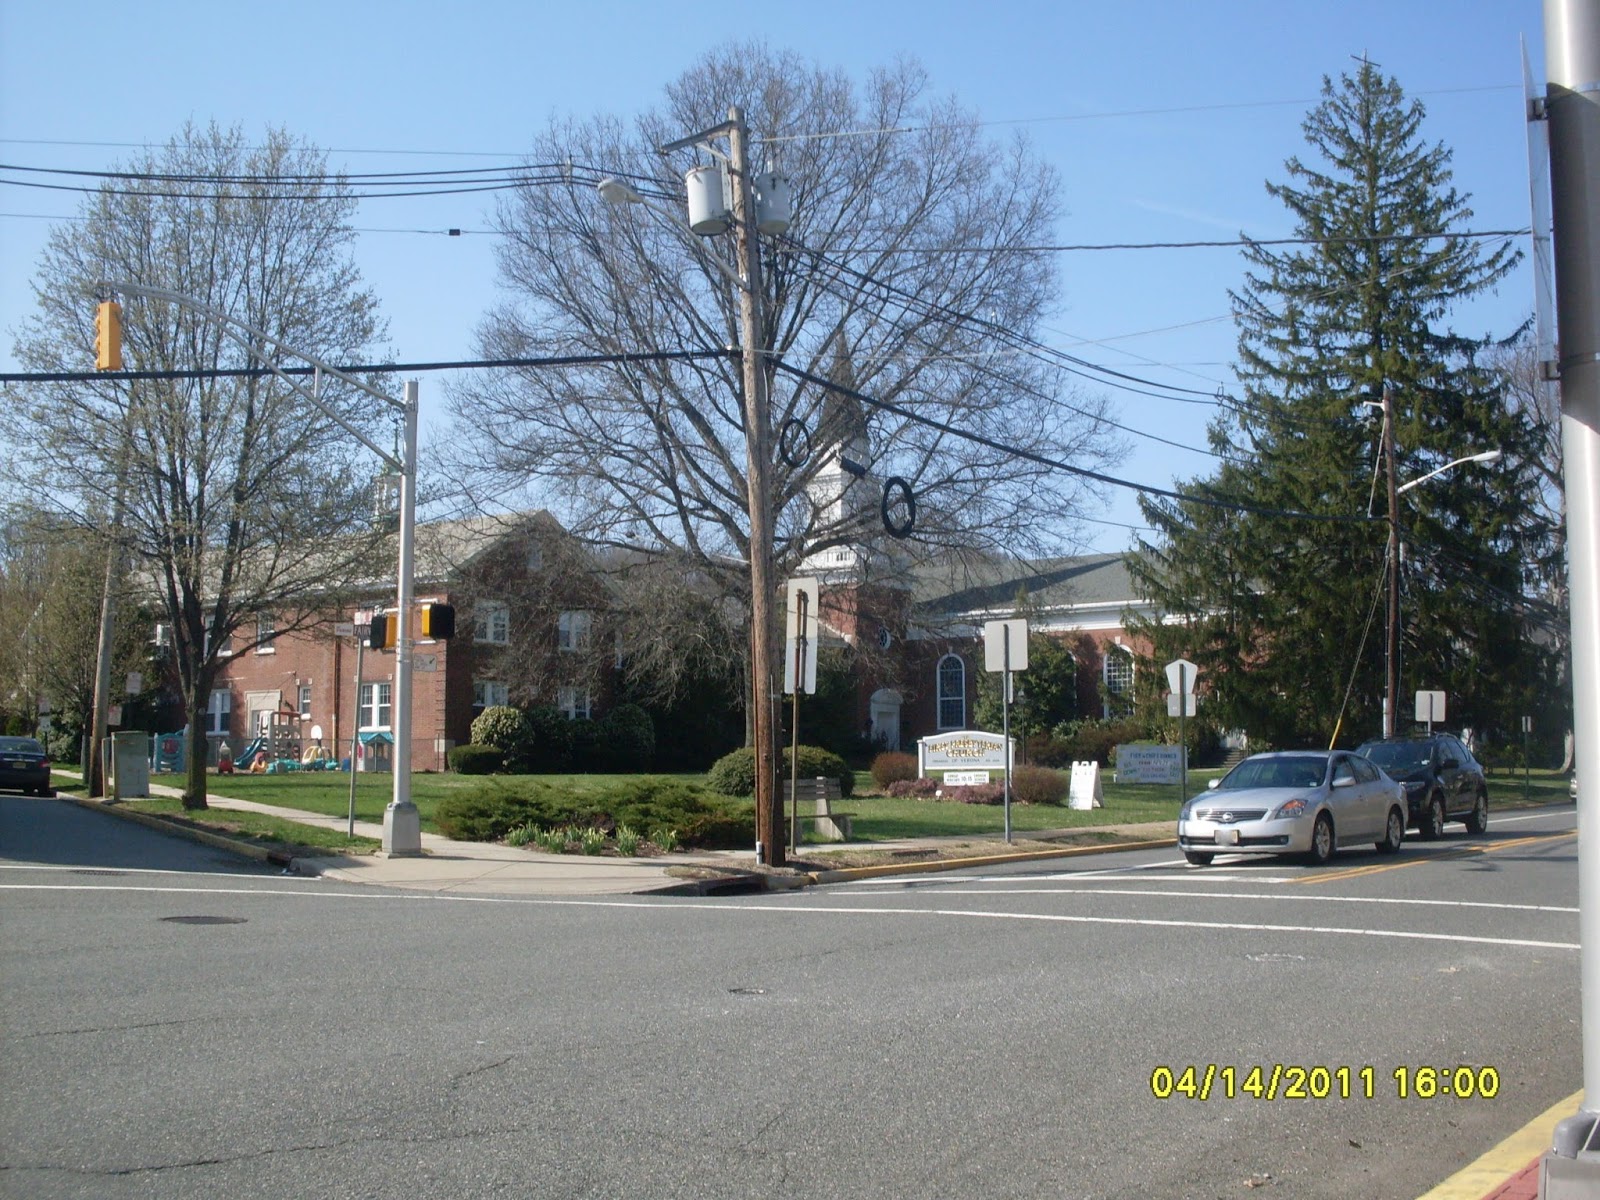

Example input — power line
[0,348,728,385]
[770,359,1374,525]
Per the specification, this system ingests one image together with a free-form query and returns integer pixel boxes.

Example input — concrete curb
[56,792,324,873]
[802,836,1178,884]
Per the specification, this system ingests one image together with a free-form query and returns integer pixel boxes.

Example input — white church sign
[918,730,1014,777]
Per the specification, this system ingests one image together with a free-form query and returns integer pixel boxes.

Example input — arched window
[937,653,966,730]
[1103,643,1135,716]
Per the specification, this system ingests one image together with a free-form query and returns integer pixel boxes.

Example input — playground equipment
[153,732,185,773]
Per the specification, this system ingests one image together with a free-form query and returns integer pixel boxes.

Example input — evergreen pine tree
[1129,62,1541,748]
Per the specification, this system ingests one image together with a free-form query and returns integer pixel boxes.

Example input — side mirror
[1207,778,1221,790]
[1332,774,1356,789]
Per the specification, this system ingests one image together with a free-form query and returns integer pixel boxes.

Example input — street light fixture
[1367,387,1501,737]
[598,107,791,866]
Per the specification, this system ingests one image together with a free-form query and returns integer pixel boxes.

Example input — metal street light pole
[1543,0,1600,1178]
[94,282,422,852]
[1371,386,1501,740]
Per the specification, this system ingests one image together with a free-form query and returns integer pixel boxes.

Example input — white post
[1546,0,1600,1173]
[382,380,422,855]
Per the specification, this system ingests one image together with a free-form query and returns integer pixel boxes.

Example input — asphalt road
[0,794,1580,1199]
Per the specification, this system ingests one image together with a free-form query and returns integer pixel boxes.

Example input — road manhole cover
[160,916,247,925]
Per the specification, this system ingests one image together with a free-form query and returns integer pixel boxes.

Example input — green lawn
[129,763,1570,846]
[124,796,382,855]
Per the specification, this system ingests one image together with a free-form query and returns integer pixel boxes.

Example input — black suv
[1355,734,1488,839]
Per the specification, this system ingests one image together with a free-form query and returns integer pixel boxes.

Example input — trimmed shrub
[887,777,939,798]
[598,703,656,773]
[1011,764,1069,805]
[941,782,1005,805]
[707,745,853,798]
[470,706,534,770]
[568,717,602,772]
[525,706,575,772]
[448,744,505,775]
[434,780,568,841]
[869,751,918,789]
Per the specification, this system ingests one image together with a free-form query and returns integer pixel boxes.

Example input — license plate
[1214,828,1240,847]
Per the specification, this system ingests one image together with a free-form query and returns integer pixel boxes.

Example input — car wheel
[1419,794,1446,840]
[1184,851,1214,867]
[1465,791,1488,835]
[1306,813,1335,866]
[1376,806,1404,855]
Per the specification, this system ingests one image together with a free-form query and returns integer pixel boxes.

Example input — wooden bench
[782,776,855,842]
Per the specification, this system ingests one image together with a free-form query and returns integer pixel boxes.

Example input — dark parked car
[1356,733,1487,839]
[0,736,54,796]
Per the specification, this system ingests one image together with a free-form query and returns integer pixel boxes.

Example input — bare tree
[4,123,388,806]
[447,46,1124,703]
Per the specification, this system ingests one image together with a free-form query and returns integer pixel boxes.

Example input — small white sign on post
[414,653,438,673]
[783,577,820,695]
[944,770,991,786]
[334,621,356,638]
[1165,658,1199,695]
[1415,690,1447,724]
[124,671,143,695]
[983,619,1029,672]
[1069,761,1104,809]
[1166,693,1197,718]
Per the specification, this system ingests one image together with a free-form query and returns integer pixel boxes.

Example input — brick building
[201,505,1153,768]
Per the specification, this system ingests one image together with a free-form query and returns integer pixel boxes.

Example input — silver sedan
[1177,750,1407,867]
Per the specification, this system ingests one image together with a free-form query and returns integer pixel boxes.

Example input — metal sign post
[347,612,368,837]
[984,619,1029,845]
[1165,659,1199,805]
[784,579,819,852]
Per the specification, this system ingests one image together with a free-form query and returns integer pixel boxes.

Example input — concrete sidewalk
[68,780,768,896]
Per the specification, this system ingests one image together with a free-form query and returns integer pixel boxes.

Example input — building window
[359,682,392,729]
[1104,643,1135,715]
[298,685,312,718]
[473,680,509,711]
[936,654,966,730]
[205,628,234,659]
[527,543,544,571]
[256,611,276,653]
[473,601,510,645]
[205,689,231,736]
[558,685,591,720]
[558,610,591,652]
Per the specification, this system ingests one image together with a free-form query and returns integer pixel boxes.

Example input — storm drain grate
[160,916,247,925]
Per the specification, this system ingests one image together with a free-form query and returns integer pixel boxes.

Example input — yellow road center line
[1296,831,1576,886]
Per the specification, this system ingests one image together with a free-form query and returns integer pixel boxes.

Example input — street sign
[334,621,356,638]
[1415,690,1447,724]
[1166,693,1197,718]
[1165,658,1199,695]
[124,671,143,695]
[414,653,438,673]
[783,577,819,695]
[983,619,1029,672]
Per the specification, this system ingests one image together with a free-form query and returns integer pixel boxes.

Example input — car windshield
[0,737,44,754]
[1219,755,1327,790]
[1359,741,1431,771]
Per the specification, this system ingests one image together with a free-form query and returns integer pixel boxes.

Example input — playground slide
[234,738,265,769]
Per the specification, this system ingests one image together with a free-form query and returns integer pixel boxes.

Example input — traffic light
[367,613,395,651]
[95,301,123,371]
[420,602,455,639]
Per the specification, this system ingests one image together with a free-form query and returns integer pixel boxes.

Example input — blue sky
[0,1,1551,553]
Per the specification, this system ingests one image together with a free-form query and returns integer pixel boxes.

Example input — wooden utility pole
[728,105,783,866]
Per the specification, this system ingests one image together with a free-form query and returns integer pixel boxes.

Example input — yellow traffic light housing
[95,301,123,371]
[367,613,395,651]
[420,602,455,639]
